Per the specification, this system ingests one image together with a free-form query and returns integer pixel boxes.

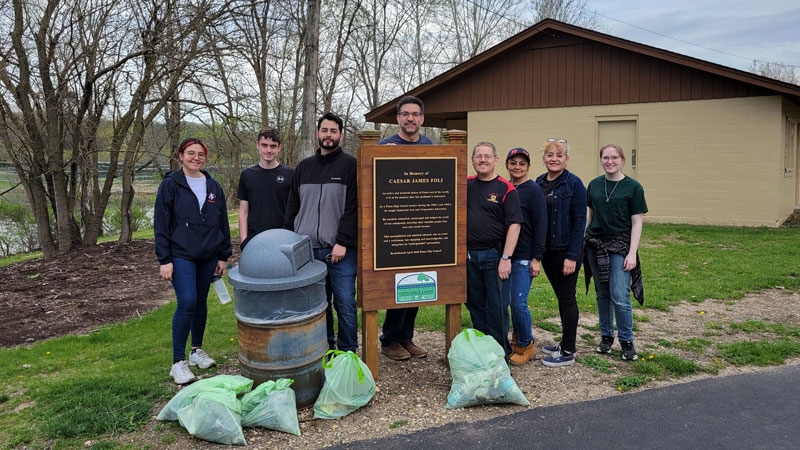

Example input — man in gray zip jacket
[285,112,358,352]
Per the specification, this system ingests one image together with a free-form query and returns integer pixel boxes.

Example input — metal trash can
[228,229,328,408]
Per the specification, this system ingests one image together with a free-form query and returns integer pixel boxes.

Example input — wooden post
[362,310,378,378]
[356,130,381,158]
[443,129,467,145]
[356,130,382,378]
[442,129,466,357]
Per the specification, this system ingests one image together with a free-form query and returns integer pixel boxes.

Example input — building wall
[467,95,787,227]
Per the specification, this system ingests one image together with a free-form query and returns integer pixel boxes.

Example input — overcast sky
[584,1,800,72]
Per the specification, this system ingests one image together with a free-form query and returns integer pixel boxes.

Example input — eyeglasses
[472,154,495,160]
[398,111,422,118]
[184,151,206,160]
[547,138,567,144]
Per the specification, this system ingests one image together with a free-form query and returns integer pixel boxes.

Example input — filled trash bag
[446,329,530,409]
[313,350,375,419]
[176,389,246,445]
[157,374,254,421]
[241,378,301,436]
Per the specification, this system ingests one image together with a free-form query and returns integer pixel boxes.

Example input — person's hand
[330,244,347,263]
[160,263,173,281]
[498,258,511,280]
[529,259,541,278]
[215,260,227,276]
[562,259,576,275]
[383,142,397,146]
[623,253,637,272]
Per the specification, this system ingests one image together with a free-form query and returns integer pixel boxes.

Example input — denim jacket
[535,169,587,261]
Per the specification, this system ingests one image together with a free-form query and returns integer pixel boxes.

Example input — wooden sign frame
[356,132,468,379]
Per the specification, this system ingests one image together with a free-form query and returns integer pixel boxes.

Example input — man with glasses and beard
[378,95,433,361]
[285,112,358,353]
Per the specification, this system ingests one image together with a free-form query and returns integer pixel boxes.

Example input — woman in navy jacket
[154,138,232,384]
[535,139,587,368]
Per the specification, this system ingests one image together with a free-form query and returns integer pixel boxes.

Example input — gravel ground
[108,289,800,449]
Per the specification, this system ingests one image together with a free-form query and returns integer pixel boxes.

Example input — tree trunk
[299,0,320,159]
[119,164,135,244]
[166,93,181,171]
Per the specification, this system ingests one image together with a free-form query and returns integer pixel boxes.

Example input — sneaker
[170,360,196,385]
[621,340,638,361]
[189,348,216,369]
[401,341,428,358]
[596,335,614,354]
[541,342,561,355]
[509,340,536,365]
[381,342,411,361]
[541,350,575,367]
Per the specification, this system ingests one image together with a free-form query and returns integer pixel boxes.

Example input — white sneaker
[189,349,216,369]
[170,360,196,385]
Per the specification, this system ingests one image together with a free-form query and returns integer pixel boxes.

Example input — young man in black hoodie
[284,112,358,352]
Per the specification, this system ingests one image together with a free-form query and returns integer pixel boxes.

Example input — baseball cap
[506,147,530,162]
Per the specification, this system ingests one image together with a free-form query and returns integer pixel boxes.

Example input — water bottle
[211,275,231,304]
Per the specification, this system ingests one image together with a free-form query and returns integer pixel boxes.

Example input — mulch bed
[0,238,240,347]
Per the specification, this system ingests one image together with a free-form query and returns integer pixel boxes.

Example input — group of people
[466,137,647,369]
[153,95,647,385]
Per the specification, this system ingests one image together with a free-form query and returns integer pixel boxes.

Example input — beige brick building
[367,20,800,227]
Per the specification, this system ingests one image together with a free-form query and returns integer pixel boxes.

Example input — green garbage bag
[241,378,300,435]
[157,375,253,421]
[313,350,375,419]
[176,388,246,445]
[445,329,530,409]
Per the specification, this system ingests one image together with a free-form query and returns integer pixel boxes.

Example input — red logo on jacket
[207,193,216,203]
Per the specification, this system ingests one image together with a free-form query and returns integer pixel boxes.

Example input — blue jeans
[171,257,217,361]
[466,248,511,357]
[314,247,358,352]
[504,260,534,347]
[585,247,634,342]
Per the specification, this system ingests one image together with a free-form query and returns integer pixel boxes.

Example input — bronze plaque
[373,157,457,270]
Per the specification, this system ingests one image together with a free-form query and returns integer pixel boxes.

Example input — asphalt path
[327,363,800,450]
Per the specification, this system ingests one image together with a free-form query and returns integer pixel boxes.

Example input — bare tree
[318,0,361,113]
[446,0,524,64]
[222,0,281,128]
[298,0,320,158]
[750,60,799,86]
[528,0,602,29]
[349,0,406,129]
[0,0,228,255]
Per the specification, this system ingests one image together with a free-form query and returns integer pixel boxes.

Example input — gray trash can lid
[228,229,326,291]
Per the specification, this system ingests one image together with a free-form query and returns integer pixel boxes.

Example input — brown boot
[401,340,428,358]
[510,332,520,354]
[381,342,411,360]
[509,340,536,365]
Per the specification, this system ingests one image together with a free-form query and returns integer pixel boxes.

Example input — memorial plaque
[373,157,457,270]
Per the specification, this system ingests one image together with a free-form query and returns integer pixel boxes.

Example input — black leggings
[541,248,580,353]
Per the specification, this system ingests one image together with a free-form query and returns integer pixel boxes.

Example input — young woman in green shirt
[585,144,647,361]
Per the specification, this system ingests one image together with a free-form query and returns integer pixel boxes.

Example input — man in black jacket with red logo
[466,141,522,360]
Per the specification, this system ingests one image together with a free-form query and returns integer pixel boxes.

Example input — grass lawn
[1,222,799,448]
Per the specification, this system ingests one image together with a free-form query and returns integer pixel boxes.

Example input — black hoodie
[154,169,232,264]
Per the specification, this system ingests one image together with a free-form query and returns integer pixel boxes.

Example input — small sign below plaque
[395,271,438,304]
[373,157,457,270]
